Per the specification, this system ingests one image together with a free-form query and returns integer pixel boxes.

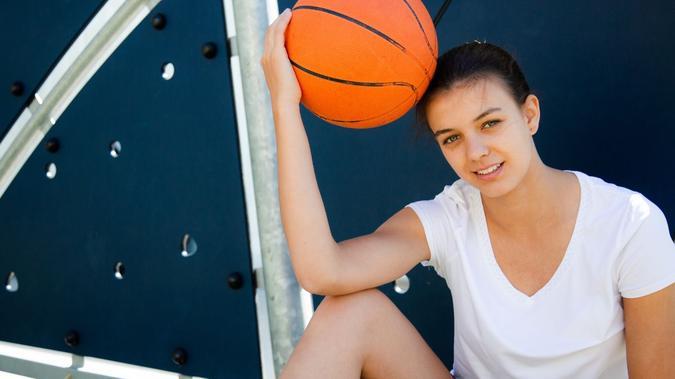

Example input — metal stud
[46,138,60,153]
[227,272,244,290]
[64,331,79,347]
[172,348,188,366]
[201,42,217,59]
[10,81,24,96]
[151,13,167,30]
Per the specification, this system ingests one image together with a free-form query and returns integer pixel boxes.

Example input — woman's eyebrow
[473,107,501,121]
[433,128,453,137]
[433,107,503,137]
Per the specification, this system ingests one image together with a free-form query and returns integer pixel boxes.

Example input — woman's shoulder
[437,177,476,206]
[575,170,651,210]
[406,177,474,222]
[573,170,664,237]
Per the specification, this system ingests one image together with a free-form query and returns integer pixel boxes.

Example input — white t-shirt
[406,170,675,379]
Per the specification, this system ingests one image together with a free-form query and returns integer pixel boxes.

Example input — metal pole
[230,1,304,376]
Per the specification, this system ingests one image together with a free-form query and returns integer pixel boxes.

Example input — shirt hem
[621,274,675,298]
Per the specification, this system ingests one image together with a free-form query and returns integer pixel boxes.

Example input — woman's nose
[466,135,490,161]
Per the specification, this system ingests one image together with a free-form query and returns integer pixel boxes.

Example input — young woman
[261,9,675,379]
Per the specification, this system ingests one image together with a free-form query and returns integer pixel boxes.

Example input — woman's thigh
[355,289,451,379]
[283,288,452,379]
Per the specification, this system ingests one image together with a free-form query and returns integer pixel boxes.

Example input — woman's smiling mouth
[474,162,504,179]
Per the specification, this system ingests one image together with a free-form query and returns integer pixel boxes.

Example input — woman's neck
[481,157,574,236]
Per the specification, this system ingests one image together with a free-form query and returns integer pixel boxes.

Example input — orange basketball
[286,0,438,128]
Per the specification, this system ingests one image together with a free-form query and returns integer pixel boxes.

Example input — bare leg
[279,288,452,379]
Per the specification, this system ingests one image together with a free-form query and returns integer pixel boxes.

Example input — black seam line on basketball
[310,91,418,124]
[311,89,417,123]
[290,59,417,91]
[293,6,407,53]
[401,0,435,59]
[293,5,432,78]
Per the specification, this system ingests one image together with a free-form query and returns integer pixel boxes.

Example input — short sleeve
[406,197,455,278]
[617,198,675,298]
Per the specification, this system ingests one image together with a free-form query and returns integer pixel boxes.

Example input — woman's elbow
[290,244,342,295]
[296,270,345,296]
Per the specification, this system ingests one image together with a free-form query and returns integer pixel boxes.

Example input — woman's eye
[443,135,459,145]
[483,119,500,129]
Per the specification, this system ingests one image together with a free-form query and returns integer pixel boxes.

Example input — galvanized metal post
[230,1,305,375]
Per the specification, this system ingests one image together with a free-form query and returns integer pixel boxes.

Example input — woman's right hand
[260,8,302,109]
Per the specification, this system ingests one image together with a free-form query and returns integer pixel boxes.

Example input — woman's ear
[522,94,540,135]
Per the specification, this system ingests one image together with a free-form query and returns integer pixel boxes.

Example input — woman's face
[425,76,541,198]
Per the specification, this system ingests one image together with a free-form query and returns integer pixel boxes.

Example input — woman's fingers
[260,8,301,107]
[273,9,292,45]
[268,10,290,61]
[262,9,290,64]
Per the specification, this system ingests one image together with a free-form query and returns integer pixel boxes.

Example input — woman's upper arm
[623,283,675,378]
[314,207,430,296]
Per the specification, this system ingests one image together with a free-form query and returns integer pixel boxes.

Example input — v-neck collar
[471,170,588,303]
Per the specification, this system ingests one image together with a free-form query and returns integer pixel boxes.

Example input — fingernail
[283,8,290,15]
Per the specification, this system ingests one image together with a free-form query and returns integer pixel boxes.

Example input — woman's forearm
[273,103,338,291]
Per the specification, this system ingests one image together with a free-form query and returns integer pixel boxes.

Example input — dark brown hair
[416,41,532,132]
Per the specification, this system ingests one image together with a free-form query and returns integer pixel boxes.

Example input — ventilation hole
[110,141,121,158]
[162,63,175,80]
[45,163,57,179]
[181,234,198,257]
[393,274,410,294]
[114,262,125,280]
[5,272,18,292]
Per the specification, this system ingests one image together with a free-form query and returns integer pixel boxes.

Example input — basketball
[285,0,438,128]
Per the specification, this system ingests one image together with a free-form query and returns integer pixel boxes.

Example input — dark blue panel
[278,0,674,372]
[0,0,106,136]
[0,1,261,378]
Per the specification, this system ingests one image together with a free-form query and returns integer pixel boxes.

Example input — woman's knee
[312,288,394,328]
